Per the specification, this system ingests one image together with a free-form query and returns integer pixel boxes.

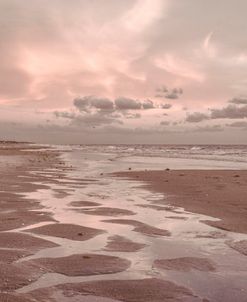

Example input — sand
[136,203,180,212]
[153,257,216,272]
[0,232,58,251]
[114,170,247,234]
[0,142,61,233]
[227,240,247,256]
[0,239,47,292]
[56,278,197,302]
[0,236,50,292]
[0,142,64,294]
[0,293,34,302]
[25,223,105,241]
[104,235,147,252]
[103,219,171,237]
[75,206,135,217]
[69,200,101,207]
[0,249,31,263]
[0,261,43,291]
[0,210,55,232]
[29,254,131,276]
[195,231,226,239]
[28,278,199,302]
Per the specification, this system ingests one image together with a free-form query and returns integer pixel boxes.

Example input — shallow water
[12,146,247,302]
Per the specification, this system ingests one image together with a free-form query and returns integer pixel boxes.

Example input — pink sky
[0,0,247,144]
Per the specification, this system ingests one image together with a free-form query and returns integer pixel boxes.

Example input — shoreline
[113,169,247,234]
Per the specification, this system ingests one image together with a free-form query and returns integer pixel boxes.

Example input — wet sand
[0,249,31,263]
[0,293,34,302]
[0,142,64,292]
[25,223,105,241]
[74,206,136,217]
[114,170,247,234]
[226,240,247,256]
[153,257,216,272]
[30,278,199,302]
[103,219,171,237]
[0,210,55,232]
[0,142,60,233]
[0,260,43,291]
[104,235,147,252]
[0,143,141,301]
[0,232,58,251]
[29,254,131,276]
[69,200,101,207]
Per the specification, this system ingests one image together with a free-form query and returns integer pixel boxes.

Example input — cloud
[74,95,155,113]
[165,88,183,99]
[160,121,170,125]
[71,113,123,127]
[186,104,247,123]
[164,92,179,99]
[73,97,90,112]
[54,95,158,127]
[55,96,120,127]
[202,31,217,59]
[115,97,142,110]
[228,97,247,105]
[193,125,224,132]
[227,121,247,128]
[142,100,154,109]
[156,85,168,93]
[161,104,172,109]
[54,111,75,119]
[186,112,209,123]
[90,98,114,110]
[120,97,158,111]
[210,104,247,119]
[122,0,165,33]
[0,67,32,99]
[155,54,205,82]
[125,113,142,119]
[74,95,157,112]
[73,96,114,112]
[155,86,183,99]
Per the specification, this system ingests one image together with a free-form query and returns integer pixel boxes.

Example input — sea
[55,144,247,170]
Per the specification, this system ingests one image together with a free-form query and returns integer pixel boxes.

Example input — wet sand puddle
[9,148,247,302]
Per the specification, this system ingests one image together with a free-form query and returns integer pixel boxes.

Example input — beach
[114,169,247,234]
[0,143,247,302]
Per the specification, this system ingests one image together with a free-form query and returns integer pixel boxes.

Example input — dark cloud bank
[54,95,169,127]
[186,98,247,123]
[155,86,183,100]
